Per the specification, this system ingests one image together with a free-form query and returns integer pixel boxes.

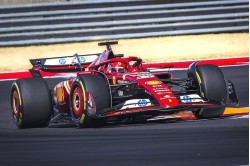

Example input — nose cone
[137,79,180,107]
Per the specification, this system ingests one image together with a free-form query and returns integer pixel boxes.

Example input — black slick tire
[194,65,227,119]
[11,78,52,128]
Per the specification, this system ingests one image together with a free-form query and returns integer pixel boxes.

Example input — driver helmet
[108,62,126,73]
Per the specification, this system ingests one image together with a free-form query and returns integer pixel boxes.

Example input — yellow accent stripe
[14,83,22,106]
[196,72,202,84]
[201,92,205,97]
[66,81,71,91]
[19,112,22,125]
[79,81,86,110]
[196,72,205,97]
[223,107,249,115]
[80,114,85,124]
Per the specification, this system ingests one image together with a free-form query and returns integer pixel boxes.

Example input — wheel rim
[12,90,20,122]
[72,86,84,119]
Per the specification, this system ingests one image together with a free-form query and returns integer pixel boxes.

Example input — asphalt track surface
[0,65,249,166]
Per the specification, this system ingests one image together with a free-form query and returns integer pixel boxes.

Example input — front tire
[193,65,227,119]
[11,78,52,128]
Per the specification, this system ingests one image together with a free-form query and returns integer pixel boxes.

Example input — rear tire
[11,78,52,128]
[193,65,227,119]
[70,74,111,127]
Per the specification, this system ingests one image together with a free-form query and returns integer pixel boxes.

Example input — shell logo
[112,76,116,84]
[56,84,64,104]
[146,80,161,85]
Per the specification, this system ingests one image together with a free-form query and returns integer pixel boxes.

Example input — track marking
[149,108,249,121]
[223,107,249,115]
[229,115,249,119]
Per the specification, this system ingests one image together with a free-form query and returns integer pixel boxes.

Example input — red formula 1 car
[11,41,239,128]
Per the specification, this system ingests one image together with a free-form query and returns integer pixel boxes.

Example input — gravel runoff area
[0,33,248,71]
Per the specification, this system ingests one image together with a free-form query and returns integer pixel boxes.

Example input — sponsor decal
[120,99,151,110]
[118,90,123,97]
[152,85,163,88]
[127,72,153,77]
[157,92,166,95]
[137,73,154,79]
[118,80,129,84]
[164,95,171,98]
[59,58,66,65]
[183,95,192,103]
[146,80,161,85]
[154,89,169,92]
[112,76,116,84]
[56,84,65,104]
[138,99,148,107]
[78,56,86,63]
[44,55,98,66]
[180,94,204,103]
[153,87,168,90]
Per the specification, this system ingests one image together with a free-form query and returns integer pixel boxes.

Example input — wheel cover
[72,86,84,118]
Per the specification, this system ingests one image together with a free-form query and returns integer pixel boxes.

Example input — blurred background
[0,0,248,71]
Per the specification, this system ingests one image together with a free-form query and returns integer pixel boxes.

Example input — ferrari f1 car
[11,41,239,128]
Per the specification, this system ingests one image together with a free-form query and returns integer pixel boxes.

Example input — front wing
[97,103,220,118]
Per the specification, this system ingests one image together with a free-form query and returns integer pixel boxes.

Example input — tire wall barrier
[0,0,248,46]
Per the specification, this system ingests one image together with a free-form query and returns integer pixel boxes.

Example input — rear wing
[30,53,100,72]
[30,53,100,67]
